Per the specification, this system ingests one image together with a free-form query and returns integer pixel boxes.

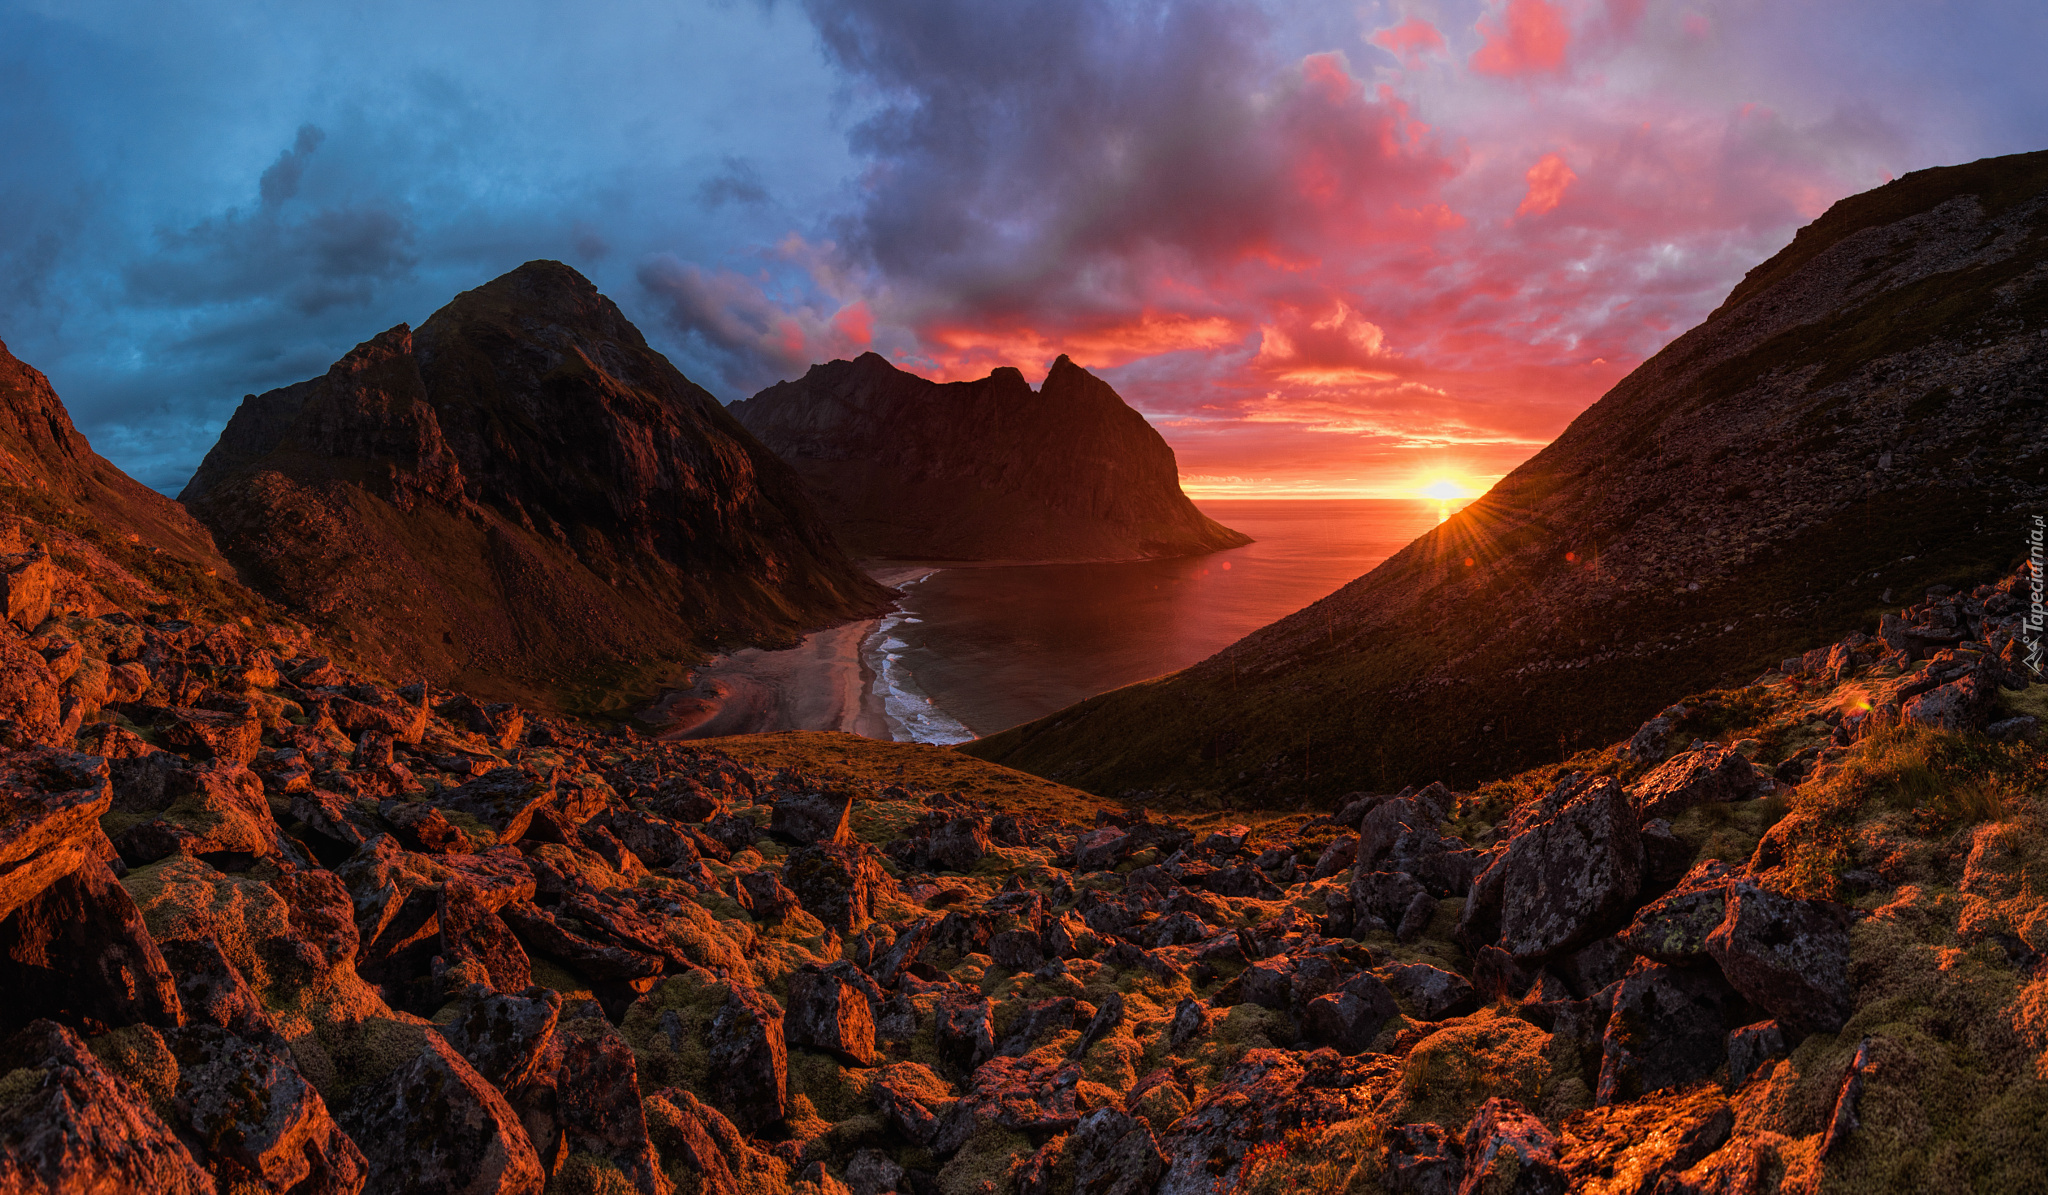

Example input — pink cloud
[1372,17,1447,64]
[1516,152,1576,217]
[1471,0,1572,77]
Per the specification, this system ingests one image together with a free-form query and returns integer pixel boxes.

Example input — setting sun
[1420,478,1469,502]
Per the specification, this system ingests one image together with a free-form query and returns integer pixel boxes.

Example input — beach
[648,565,937,740]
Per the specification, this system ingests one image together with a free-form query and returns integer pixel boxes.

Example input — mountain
[968,148,2048,803]
[180,260,889,712]
[0,337,268,623]
[729,352,1249,561]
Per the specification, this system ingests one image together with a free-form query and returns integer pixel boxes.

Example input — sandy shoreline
[648,565,936,741]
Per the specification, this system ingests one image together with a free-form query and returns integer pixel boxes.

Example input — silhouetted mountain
[970,149,2048,801]
[730,352,1248,561]
[181,260,888,712]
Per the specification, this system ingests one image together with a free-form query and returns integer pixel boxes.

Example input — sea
[863,498,1460,743]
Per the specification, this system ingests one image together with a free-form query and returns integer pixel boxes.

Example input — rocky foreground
[4,512,2047,1194]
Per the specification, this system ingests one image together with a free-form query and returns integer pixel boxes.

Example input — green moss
[1389,1008,1551,1130]
[936,1124,1030,1195]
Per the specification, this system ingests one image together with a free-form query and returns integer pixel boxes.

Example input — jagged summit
[730,351,1249,561]
[970,148,2048,801]
[180,260,888,711]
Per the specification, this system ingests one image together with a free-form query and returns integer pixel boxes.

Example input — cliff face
[970,149,2048,802]
[180,260,888,712]
[729,352,1249,561]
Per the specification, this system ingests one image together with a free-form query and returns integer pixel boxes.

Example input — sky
[2,1,2045,499]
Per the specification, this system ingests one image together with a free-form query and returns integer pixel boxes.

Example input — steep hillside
[730,352,1249,561]
[181,261,890,714]
[969,149,2048,804]
[0,338,277,626]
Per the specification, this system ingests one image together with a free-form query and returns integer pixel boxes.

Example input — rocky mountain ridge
[970,148,2048,803]
[180,261,889,715]
[730,353,1248,562]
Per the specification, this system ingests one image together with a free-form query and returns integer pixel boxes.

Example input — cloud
[1371,17,1447,64]
[698,156,770,209]
[259,124,326,208]
[1470,0,1572,77]
[636,249,872,390]
[1515,152,1575,217]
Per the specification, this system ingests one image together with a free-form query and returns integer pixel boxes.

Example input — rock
[434,767,554,844]
[844,1147,908,1195]
[381,800,473,854]
[1470,946,1535,1002]
[1357,793,1477,897]
[1381,962,1476,1021]
[1155,1049,1397,1194]
[1069,1107,1167,1195]
[1301,974,1400,1054]
[1385,1121,1465,1194]
[116,762,287,866]
[1726,1019,1787,1088]
[1620,860,1733,963]
[1496,777,1643,962]
[1072,826,1131,871]
[1704,882,1852,1034]
[771,789,854,845]
[924,813,992,871]
[707,984,788,1132]
[1620,705,1688,765]
[499,899,664,981]
[0,1019,214,1194]
[1352,869,1439,942]
[930,1053,1090,1155]
[1312,835,1359,879]
[783,840,888,932]
[2,549,56,631]
[1458,1097,1563,1195]
[511,1000,668,1195]
[643,1088,745,1195]
[0,853,182,1038]
[340,1031,546,1195]
[1630,745,1762,822]
[165,1024,369,1193]
[735,868,802,924]
[603,809,695,868]
[0,746,113,921]
[1596,964,1748,1104]
[158,706,263,767]
[1073,991,1125,1059]
[1902,668,1995,731]
[438,878,533,995]
[1638,817,1694,896]
[1820,1036,1873,1157]
[0,636,62,746]
[785,963,879,1065]
[158,934,272,1038]
[437,985,563,1091]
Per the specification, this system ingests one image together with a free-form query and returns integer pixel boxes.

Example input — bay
[865,498,1460,741]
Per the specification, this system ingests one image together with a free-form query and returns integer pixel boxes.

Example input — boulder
[770,789,854,845]
[785,963,879,1065]
[438,878,533,995]
[1619,860,1733,964]
[158,934,272,1038]
[1902,668,1995,731]
[1596,964,1748,1104]
[433,767,554,844]
[1497,777,1643,962]
[1,549,56,631]
[511,1000,668,1195]
[340,1032,546,1195]
[0,853,182,1038]
[436,985,564,1092]
[0,636,63,746]
[707,985,788,1132]
[1726,1019,1788,1088]
[1385,1121,1465,1195]
[1381,962,1476,1021]
[1301,974,1400,1054]
[0,1019,214,1194]
[164,1024,369,1193]
[783,840,888,931]
[1704,882,1852,1034]
[158,706,263,767]
[0,746,113,921]
[1458,1097,1563,1195]
[924,813,992,871]
[1070,1107,1167,1195]
[1629,746,1762,822]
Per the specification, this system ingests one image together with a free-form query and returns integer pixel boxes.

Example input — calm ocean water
[863,498,1458,742]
